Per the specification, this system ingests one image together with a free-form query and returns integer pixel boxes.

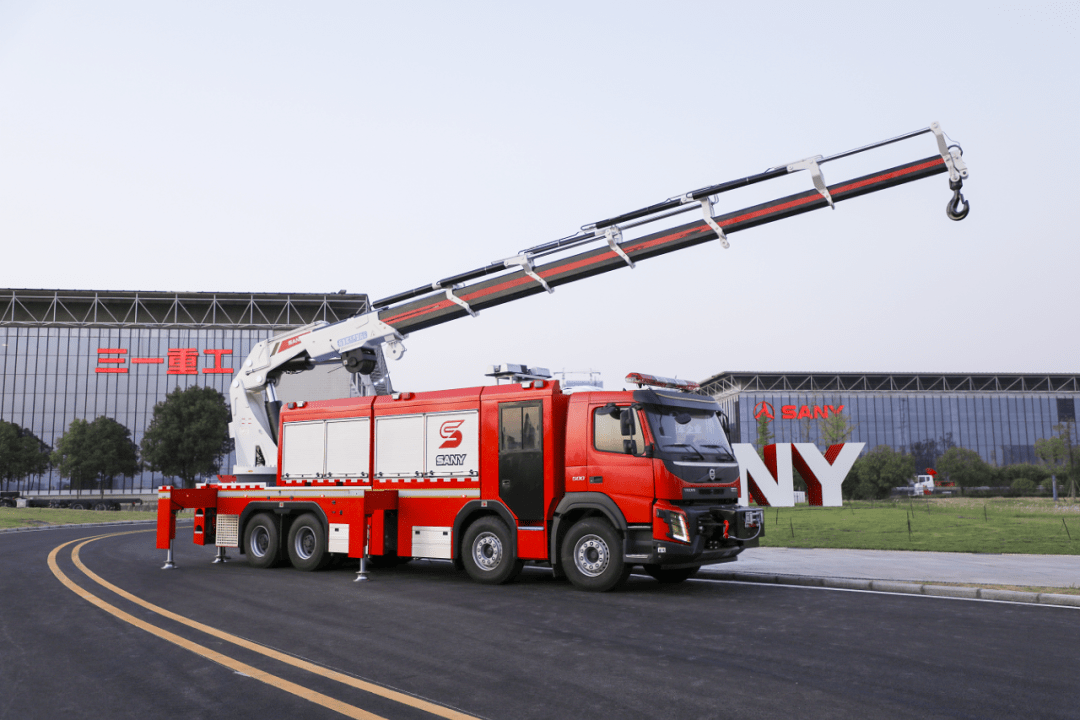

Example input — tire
[286,513,330,571]
[461,516,523,585]
[243,513,281,569]
[92,502,109,511]
[643,564,700,584]
[561,518,630,592]
[69,502,87,510]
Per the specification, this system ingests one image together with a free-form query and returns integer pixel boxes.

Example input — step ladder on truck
[156,123,970,591]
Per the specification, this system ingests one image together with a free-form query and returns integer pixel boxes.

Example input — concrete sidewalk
[700,547,1080,607]
[712,547,1080,589]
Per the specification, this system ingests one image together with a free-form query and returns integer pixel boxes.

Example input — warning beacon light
[624,372,700,392]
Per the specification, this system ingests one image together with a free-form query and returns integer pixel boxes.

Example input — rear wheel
[92,502,109,511]
[287,514,330,571]
[643,564,700,584]
[244,513,280,569]
[69,501,87,510]
[462,517,523,584]
[561,518,630,592]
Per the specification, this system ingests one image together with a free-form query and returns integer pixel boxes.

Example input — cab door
[585,405,655,523]
[498,401,544,523]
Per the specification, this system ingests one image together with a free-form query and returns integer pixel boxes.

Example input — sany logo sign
[439,420,465,449]
[731,443,865,507]
[754,402,845,421]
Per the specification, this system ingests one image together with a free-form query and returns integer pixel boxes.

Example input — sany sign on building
[754,401,845,421]
[95,348,234,375]
[731,443,865,507]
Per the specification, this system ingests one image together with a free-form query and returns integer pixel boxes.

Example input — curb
[704,570,1080,608]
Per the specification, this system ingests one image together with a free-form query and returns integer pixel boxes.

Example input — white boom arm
[228,310,405,477]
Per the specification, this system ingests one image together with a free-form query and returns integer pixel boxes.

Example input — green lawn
[0,506,158,529]
[758,497,1080,554]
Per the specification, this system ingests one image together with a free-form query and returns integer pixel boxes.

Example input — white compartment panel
[328,523,350,554]
[424,410,479,477]
[325,418,370,478]
[411,525,452,559]
[281,421,325,479]
[375,414,425,477]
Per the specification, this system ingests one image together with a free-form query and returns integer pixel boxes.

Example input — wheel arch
[550,492,628,575]
[452,500,517,569]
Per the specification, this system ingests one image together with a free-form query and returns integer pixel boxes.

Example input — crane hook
[946,179,969,221]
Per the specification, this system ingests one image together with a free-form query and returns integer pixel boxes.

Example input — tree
[1037,422,1078,500]
[819,411,857,447]
[0,420,51,491]
[755,414,773,457]
[846,445,915,500]
[936,447,991,490]
[140,385,232,488]
[51,417,140,494]
[908,432,956,473]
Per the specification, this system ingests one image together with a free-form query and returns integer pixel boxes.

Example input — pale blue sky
[1,1,1077,392]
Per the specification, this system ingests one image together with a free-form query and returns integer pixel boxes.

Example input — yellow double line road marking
[48,532,479,720]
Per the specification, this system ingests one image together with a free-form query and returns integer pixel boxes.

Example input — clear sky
[1,1,1077,393]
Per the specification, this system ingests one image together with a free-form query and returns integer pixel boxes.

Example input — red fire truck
[158,372,762,591]
[156,123,968,590]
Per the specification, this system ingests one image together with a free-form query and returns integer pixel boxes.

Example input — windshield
[645,408,733,460]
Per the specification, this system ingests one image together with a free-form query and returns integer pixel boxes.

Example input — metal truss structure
[701,371,1080,401]
[0,289,370,329]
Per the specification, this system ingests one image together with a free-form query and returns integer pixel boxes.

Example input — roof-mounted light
[625,372,700,392]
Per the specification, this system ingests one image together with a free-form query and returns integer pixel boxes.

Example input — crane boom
[228,122,968,477]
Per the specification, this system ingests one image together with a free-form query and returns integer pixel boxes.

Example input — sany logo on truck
[754,401,845,421]
[435,420,468,466]
[439,420,465,448]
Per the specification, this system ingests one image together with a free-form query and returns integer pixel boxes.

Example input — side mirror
[718,411,730,435]
[623,439,638,455]
[619,408,636,436]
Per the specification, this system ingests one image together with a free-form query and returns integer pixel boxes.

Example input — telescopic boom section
[373,122,967,335]
[227,123,968,476]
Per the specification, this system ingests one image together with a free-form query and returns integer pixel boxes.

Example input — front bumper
[626,505,762,568]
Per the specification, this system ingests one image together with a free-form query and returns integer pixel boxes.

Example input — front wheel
[643,564,700,584]
[561,518,630,592]
[243,513,281,569]
[287,513,330,571]
[462,517,523,585]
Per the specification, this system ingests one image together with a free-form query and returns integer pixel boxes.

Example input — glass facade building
[1,289,381,492]
[701,372,1080,470]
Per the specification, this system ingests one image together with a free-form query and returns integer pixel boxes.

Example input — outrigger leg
[212,546,230,563]
[162,545,177,570]
[355,516,371,583]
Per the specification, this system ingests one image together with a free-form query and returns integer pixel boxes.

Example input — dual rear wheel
[243,513,331,571]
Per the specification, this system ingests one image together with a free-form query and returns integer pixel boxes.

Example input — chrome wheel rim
[472,531,503,571]
[574,534,610,577]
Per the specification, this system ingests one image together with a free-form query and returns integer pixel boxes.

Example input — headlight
[657,508,691,543]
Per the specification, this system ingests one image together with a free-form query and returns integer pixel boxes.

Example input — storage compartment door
[425,410,478,477]
[280,421,326,479]
[375,414,426,478]
[325,418,371,479]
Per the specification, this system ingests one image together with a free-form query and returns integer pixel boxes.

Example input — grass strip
[758,497,1080,555]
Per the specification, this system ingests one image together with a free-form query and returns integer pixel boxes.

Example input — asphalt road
[2,525,1077,720]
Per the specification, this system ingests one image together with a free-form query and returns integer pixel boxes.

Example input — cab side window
[593,408,644,455]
